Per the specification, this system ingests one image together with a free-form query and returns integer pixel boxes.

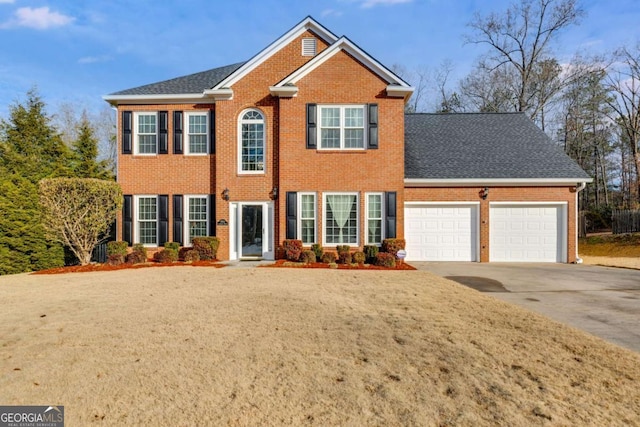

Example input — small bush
[178,246,192,260]
[106,254,124,266]
[300,250,316,264]
[154,248,178,264]
[353,251,366,264]
[164,241,180,252]
[283,239,303,261]
[192,237,220,260]
[126,244,147,264]
[382,239,406,257]
[363,245,379,263]
[321,252,337,263]
[336,245,350,254]
[183,250,200,263]
[107,241,128,257]
[375,252,396,268]
[338,251,352,264]
[311,243,323,260]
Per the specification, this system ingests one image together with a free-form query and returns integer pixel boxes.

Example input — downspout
[575,182,587,264]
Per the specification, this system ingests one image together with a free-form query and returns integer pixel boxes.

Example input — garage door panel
[405,204,478,261]
[490,204,565,262]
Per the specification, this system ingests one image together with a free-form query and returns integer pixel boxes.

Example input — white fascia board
[211,17,338,91]
[404,178,593,187]
[269,85,298,97]
[102,93,208,106]
[274,36,414,89]
[386,85,414,98]
[203,88,234,101]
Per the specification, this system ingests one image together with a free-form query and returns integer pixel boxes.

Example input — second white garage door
[404,203,478,261]
[490,204,566,262]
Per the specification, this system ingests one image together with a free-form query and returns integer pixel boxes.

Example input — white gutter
[404,178,593,187]
[102,93,208,106]
[575,181,587,264]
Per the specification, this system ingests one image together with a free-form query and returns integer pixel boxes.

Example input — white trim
[322,192,360,247]
[297,192,317,245]
[203,88,233,101]
[212,17,338,91]
[273,36,413,93]
[404,201,481,206]
[404,178,593,187]
[489,202,568,263]
[575,182,586,263]
[386,85,414,98]
[229,201,274,261]
[365,192,384,246]
[183,195,210,246]
[184,112,209,156]
[237,108,266,175]
[134,195,158,247]
[269,85,299,98]
[103,94,208,106]
[133,112,158,156]
[317,105,366,151]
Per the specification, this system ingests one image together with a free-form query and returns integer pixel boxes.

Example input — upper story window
[186,112,208,155]
[238,109,265,174]
[319,105,365,150]
[135,112,157,155]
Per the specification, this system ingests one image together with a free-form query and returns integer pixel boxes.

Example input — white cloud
[2,6,75,30]
[321,9,343,18]
[78,55,113,64]
[0,0,16,4]
[359,0,413,8]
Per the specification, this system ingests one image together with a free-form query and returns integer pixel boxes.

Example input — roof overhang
[102,93,210,106]
[404,178,593,187]
[203,88,234,101]
[386,85,414,98]
[269,85,298,98]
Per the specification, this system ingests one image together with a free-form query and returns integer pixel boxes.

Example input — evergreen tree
[71,114,113,179]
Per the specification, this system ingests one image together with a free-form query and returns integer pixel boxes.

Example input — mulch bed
[32,260,225,275]
[263,260,416,270]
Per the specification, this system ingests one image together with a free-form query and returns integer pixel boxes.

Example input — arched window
[238,109,265,173]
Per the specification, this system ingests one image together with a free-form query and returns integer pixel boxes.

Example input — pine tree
[71,114,113,179]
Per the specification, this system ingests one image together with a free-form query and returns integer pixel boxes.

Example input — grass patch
[579,233,640,257]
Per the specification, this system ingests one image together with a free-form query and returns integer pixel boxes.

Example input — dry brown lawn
[1,268,639,426]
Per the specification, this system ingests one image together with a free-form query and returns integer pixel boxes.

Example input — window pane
[137,114,157,154]
[300,194,316,244]
[344,129,364,148]
[138,197,157,245]
[344,108,363,127]
[325,194,357,244]
[321,129,340,148]
[188,114,208,154]
[320,107,340,127]
[241,121,264,171]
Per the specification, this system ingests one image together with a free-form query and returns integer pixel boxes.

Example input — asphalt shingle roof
[405,113,591,180]
[110,62,246,95]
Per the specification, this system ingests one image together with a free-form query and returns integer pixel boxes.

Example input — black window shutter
[368,104,378,149]
[173,195,183,245]
[286,192,297,239]
[158,195,169,246]
[209,194,216,236]
[173,111,183,154]
[123,195,132,245]
[209,110,216,154]
[122,111,132,154]
[158,111,168,154]
[306,104,317,149]
[385,191,397,239]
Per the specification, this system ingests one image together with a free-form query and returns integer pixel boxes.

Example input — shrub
[282,239,303,261]
[192,237,220,260]
[183,250,200,263]
[154,248,178,263]
[107,241,128,257]
[363,245,379,263]
[353,251,366,264]
[300,250,316,264]
[336,245,350,254]
[338,251,352,264]
[164,241,180,252]
[311,243,323,260]
[178,246,192,260]
[126,244,147,264]
[321,252,337,264]
[106,254,124,266]
[382,239,406,257]
[375,252,396,268]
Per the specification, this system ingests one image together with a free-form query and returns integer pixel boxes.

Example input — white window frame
[238,108,266,174]
[184,195,209,246]
[133,112,157,155]
[134,195,158,246]
[365,192,384,246]
[297,192,317,245]
[318,105,366,151]
[322,192,359,247]
[184,112,209,155]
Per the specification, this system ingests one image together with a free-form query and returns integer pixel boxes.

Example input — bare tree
[391,63,430,113]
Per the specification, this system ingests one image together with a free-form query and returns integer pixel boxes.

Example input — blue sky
[0,0,638,118]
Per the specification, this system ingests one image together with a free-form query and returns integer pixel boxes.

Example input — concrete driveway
[414,262,640,353]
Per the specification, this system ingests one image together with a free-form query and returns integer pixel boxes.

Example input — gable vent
[302,38,316,56]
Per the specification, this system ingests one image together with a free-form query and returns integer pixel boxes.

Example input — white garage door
[404,204,478,261]
[490,204,566,262]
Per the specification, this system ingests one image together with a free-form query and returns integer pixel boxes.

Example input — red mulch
[263,260,416,270]
[32,260,225,275]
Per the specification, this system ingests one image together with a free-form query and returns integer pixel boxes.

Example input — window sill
[316,150,367,154]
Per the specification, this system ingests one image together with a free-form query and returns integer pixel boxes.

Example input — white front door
[230,202,273,260]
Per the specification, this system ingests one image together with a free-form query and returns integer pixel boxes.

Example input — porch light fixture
[479,187,489,200]
[221,188,230,201]
[270,187,278,200]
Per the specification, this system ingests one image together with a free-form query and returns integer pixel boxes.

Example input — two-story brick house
[104,16,591,263]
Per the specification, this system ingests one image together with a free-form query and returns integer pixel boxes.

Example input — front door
[241,204,263,258]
